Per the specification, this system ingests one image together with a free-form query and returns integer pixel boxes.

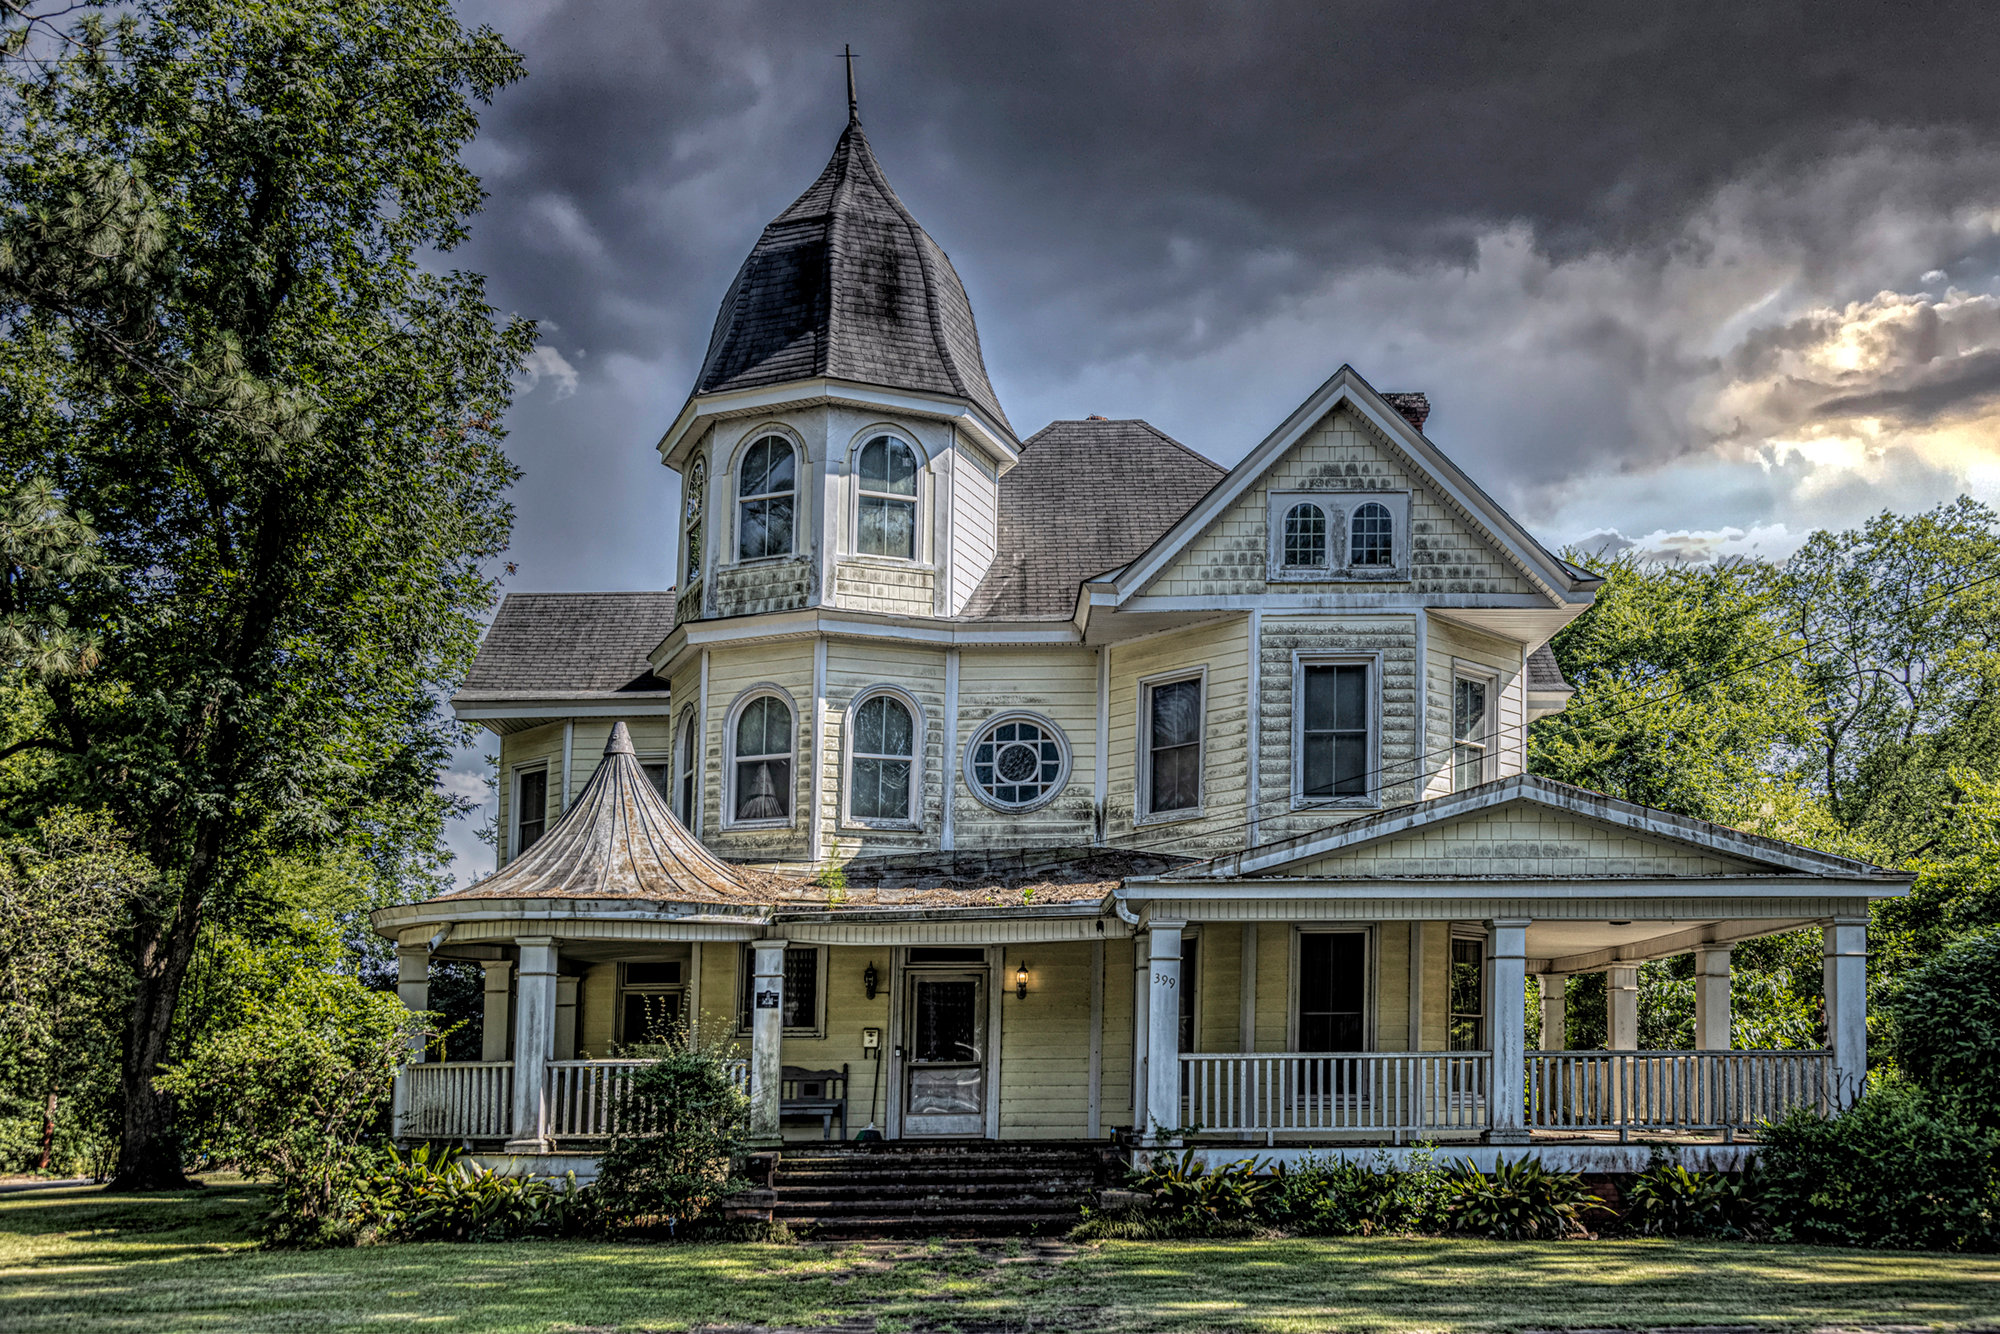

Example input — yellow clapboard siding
[1104,616,1252,859]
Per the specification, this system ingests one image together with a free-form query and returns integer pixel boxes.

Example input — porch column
[1606,965,1640,1050]
[507,936,559,1150]
[1486,919,1530,1144]
[1694,946,1732,1051]
[480,960,512,1063]
[1823,917,1868,1104]
[1144,922,1184,1144]
[555,976,580,1061]
[396,944,430,1063]
[747,940,787,1145]
[1538,974,1566,1052]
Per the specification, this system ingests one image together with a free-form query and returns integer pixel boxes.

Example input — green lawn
[5,1179,2000,1333]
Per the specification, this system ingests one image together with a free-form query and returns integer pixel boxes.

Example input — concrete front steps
[768,1141,1113,1237]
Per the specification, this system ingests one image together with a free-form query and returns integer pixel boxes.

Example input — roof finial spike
[604,721,635,757]
[841,43,859,125]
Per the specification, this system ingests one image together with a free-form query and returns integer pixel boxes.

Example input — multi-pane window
[1300,663,1370,800]
[732,694,793,822]
[1449,937,1486,1050]
[739,945,821,1031]
[1145,677,1203,815]
[737,435,795,560]
[1297,932,1366,1051]
[1282,502,1327,568]
[619,961,685,1045]
[1350,502,1393,566]
[856,436,918,559]
[849,693,916,823]
[684,457,705,583]
[1453,676,1490,790]
[967,715,1068,810]
[513,766,548,855]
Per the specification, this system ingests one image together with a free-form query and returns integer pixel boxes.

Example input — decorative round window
[966,712,1070,812]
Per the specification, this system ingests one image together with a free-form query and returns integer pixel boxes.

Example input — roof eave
[657,378,1021,472]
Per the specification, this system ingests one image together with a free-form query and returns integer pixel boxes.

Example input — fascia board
[451,698,677,722]
[368,896,772,940]
[1116,876,1907,901]
[657,379,1020,469]
[660,609,1084,656]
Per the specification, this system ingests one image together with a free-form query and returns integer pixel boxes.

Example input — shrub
[591,1037,749,1235]
[1623,1149,1764,1238]
[1264,1148,1453,1236]
[353,1143,592,1242]
[1758,1079,2000,1251]
[1447,1157,1601,1239]
[1885,929,2000,1129]
[1075,1150,1272,1240]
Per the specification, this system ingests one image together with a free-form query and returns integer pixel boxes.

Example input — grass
[5,1178,2000,1332]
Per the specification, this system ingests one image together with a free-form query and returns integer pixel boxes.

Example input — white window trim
[615,961,688,1046]
[847,426,929,565]
[737,943,829,1039]
[1291,650,1384,810]
[1449,660,1500,791]
[683,455,707,587]
[1449,926,1489,1053]
[731,426,804,565]
[722,684,800,831]
[672,706,701,828]
[840,684,925,831]
[509,761,551,860]
[963,709,1073,814]
[1266,490,1411,582]
[1286,924,1378,1053]
[1135,665,1208,826]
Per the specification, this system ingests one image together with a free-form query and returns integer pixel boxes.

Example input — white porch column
[507,937,558,1150]
[555,976,580,1061]
[396,945,430,1062]
[1606,965,1640,1050]
[480,960,512,1063]
[1823,917,1868,1104]
[1144,922,1184,1143]
[1694,946,1732,1051]
[1487,919,1530,1144]
[1538,974,1566,1052]
[747,940,787,1145]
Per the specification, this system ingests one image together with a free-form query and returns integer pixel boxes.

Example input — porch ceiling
[1525,916,1810,972]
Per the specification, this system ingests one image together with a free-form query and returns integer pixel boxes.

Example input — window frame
[1450,662,1500,792]
[1448,930,1488,1052]
[616,960,688,1046]
[1288,925,1376,1053]
[1279,500,1330,572]
[737,943,828,1038]
[733,430,801,564]
[1266,491,1411,582]
[509,762,550,860]
[963,710,1073,814]
[673,706,700,829]
[1291,651,1383,810]
[683,456,706,586]
[849,429,927,564]
[723,685,799,831]
[1135,666,1208,826]
[636,752,672,807]
[841,685,924,830]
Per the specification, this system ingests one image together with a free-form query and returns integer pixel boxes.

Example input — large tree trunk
[108,886,208,1190]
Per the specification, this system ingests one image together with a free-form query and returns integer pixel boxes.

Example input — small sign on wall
[755,990,781,1010]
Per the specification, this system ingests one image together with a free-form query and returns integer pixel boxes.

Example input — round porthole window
[966,712,1071,812]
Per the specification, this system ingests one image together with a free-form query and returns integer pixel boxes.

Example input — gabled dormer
[657,113,1019,626]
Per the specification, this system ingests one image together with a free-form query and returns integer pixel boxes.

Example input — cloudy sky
[437,0,2000,879]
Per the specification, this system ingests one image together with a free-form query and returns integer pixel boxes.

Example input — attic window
[856,435,919,559]
[737,435,795,561]
[1350,502,1393,567]
[1282,502,1328,568]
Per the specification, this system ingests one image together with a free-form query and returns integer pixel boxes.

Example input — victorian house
[373,106,1904,1194]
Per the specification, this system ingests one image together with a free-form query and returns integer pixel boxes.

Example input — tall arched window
[1350,502,1393,567]
[737,436,795,560]
[1282,502,1328,568]
[848,691,916,823]
[856,435,918,559]
[673,708,698,826]
[683,458,705,584]
[731,694,793,823]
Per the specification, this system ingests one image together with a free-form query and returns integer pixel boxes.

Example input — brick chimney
[1382,392,1430,432]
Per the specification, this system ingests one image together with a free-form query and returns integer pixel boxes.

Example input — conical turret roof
[693,118,1011,435]
[440,723,779,903]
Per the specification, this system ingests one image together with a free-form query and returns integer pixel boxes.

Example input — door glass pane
[908,1067,984,1115]
[1450,938,1485,1050]
[911,979,979,1063]
[1296,932,1365,1052]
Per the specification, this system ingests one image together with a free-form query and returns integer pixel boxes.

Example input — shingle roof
[964,418,1226,621]
[1526,643,1572,692]
[456,592,676,699]
[693,118,1011,435]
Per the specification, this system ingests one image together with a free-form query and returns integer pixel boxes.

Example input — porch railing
[543,1058,751,1139]
[400,1060,514,1139]
[1181,1052,1490,1142]
[1526,1049,1832,1137]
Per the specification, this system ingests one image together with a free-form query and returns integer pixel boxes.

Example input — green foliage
[1263,1148,1453,1236]
[1884,929,2000,1128]
[1623,1150,1766,1238]
[348,1143,592,1243]
[1446,1157,1602,1240]
[152,966,429,1246]
[1129,1150,1272,1236]
[591,1039,750,1234]
[1758,1080,2000,1251]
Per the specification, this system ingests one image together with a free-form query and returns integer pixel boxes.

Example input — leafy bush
[1623,1150,1764,1237]
[1447,1157,1602,1239]
[1885,929,2000,1128]
[352,1143,592,1242]
[591,1038,749,1234]
[1758,1079,2000,1251]
[1264,1148,1453,1236]
[1136,1150,1271,1234]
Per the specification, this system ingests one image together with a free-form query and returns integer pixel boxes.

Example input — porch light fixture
[1016,961,1030,1000]
[863,962,879,1000]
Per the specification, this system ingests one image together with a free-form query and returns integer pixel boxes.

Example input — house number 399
[1153,972,1176,988]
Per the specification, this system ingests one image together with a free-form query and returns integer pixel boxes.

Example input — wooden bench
[780,1064,849,1141]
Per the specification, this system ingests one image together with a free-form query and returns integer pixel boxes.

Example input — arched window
[683,458,705,584]
[856,435,918,559]
[848,691,916,823]
[1282,502,1327,568]
[730,694,793,823]
[673,708,698,826]
[1350,502,1393,567]
[737,435,795,560]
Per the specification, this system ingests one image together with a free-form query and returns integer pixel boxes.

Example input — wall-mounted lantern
[863,962,879,1000]
[1016,961,1030,1000]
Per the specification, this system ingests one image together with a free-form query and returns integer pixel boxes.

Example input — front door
[902,971,987,1136]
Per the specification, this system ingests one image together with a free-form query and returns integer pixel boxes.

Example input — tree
[0,0,530,1185]
[1883,929,2000,1129]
